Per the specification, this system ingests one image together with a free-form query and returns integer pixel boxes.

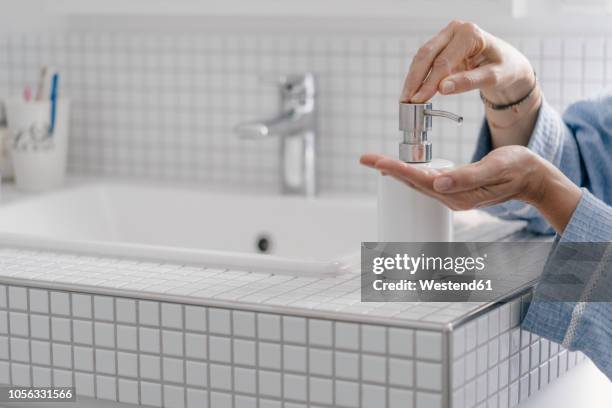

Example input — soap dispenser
[378,102,463,242]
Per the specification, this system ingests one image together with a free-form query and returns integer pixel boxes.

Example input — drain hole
[256,234,272,253]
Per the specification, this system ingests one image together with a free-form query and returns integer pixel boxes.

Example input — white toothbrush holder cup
[5,98,70,192]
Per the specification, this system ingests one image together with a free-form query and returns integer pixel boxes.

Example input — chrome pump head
[398,102,463,163]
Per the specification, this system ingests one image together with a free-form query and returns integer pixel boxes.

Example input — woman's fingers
[432,159,502,193]
[412,33,476,102]
[359,153,388,168]
[400,23,455,102]
[439,64,497,95]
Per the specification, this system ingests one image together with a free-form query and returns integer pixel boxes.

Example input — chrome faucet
[234,73,317,197]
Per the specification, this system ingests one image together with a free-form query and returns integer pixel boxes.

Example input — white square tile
[163,357,184,383]
[0,312,7,334]
[116,299,136,324]
[29,289,49,314]
[164,385,185,408]
[140,354,161,380]
[75,372,94,397]
[210,392,232,408]
[162,303,183,329]
[335,351,359,380]
[488,367,499,396]
[74,346,94,371]
[477,345,488,375]
[284,373,307,401]
[235,395,257,408]
[362,325,386,353]
[335,322,359,350]
[362,384,386,408]
[259,342,281,369]
[118,378,139,404]
[31,366,51,387]
[259,370,281,398]
[10,312,29,336]
[280,317,305,345]
[117,325,137,350]
[162,330,184,356]
[0,286,6,308]
[389,358,413,387]
[72,294,92,319]
[362,354,386,383]
[139,301,159,326]
[186,389,207,408]
[257,314,280,341]
[50,292,70,316]
[209,336,230,363]
[0,361,8,384]
[10,338,29,362]
[308,319,332,347]
[231,311,254,338]
[30,315,50,339]
[389,388,413,408]
[499,359,509,388]
[283,345,306,373]
[0,336,6,360]
[234,367,256,394]
[94,296,114,321]
[208,308,231,335]
[117,352,138,377]
[8,287,27,310]
[52,343,72,368]
[141,381,162,407]
[416,331,442,361]
[51,317,71,342]
[53,368,72,387]
[12,363,31,386]
[416,362,442,391]
[209,364,231,391]
[96,349,116,374]
[234,339,255,365]
[465,321,477,351]
[73,320,93,345]
[416,391,442,408]
[185,306,207,332]
[185,333,207,359]
[335,380,359,407]
[96,374,116,400]
[309,348,332,376]
[186,361,207,387]
[31,340,50,365]
[95,322,115,348]
[139,327,160,353]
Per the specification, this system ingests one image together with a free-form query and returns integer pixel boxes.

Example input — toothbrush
[23,85,32,102]
[49,73,59,135]
[35,66,49,101]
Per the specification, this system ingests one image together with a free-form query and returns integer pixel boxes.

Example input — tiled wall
[0,23,610,193]
[450,295,585,408]
[0,283,447,408]
[0,281,586,408]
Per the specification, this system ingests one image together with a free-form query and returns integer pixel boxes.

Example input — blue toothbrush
[49,73,59,135]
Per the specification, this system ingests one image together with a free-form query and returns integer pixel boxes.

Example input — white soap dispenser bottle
[378,102,463,242]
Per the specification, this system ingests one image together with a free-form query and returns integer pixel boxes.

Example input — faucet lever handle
[259,73,316,96]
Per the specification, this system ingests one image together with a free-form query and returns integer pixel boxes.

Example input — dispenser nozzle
[398,102,462,163]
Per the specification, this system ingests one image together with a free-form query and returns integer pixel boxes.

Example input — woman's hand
[402,20,534,105]
[361,146,582,234]
[402,20,541,148]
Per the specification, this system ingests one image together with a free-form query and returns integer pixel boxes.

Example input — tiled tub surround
[1,21,612,193]
[0,248,585,408]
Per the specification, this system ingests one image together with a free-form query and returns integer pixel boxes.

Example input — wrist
[481,63,536,106]
[527,161,582,234]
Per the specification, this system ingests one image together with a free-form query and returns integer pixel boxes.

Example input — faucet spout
[234,110,308,139]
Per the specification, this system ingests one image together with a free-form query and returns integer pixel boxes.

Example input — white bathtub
[0,182,378,276]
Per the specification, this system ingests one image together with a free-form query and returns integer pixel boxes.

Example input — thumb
[433,160,500,193]
[438,65,497,95]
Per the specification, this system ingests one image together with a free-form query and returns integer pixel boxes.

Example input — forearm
[527,161,582,235]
